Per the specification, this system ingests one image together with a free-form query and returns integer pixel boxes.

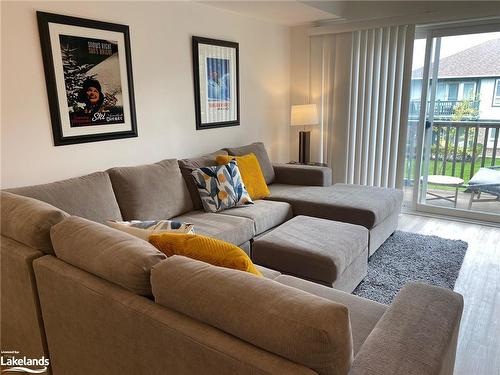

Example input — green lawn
[405,157,500,190]
[430,157,500,184]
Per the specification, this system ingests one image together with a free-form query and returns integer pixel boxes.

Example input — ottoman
[252,215,368,292]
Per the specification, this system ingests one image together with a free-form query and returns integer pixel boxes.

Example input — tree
[60,44,94,112]
[451,96,479,121]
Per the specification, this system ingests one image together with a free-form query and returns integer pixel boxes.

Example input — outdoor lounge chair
[466,166,500,209]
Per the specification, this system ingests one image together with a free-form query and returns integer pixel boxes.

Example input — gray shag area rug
[352,231,468,305]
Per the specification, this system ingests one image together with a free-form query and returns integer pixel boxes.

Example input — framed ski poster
[192,36,239,130]
[37,12,137,146]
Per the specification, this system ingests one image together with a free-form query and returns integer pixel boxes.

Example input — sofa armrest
[273,164,332,186]
[349,282,463,375]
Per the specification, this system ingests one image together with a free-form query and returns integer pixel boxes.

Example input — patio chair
[466,166,500,209]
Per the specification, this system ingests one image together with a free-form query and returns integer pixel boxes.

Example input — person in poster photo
[77,78,105,114]
[207,57,230,102]
[59,34,125,127]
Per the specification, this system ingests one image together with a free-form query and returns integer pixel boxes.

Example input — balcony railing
[409,99,480,120]
[405,120,500,184]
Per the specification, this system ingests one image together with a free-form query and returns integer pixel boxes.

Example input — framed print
[192,36,239,130]
[37,11,137,146]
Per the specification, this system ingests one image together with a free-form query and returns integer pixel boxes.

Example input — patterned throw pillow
[191,160,253,213]
[107,220,194,241]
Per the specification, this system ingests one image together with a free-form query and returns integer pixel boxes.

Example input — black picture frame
[192,36,240,130]
[37,11,138,146]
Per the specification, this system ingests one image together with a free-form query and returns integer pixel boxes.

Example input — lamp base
[298,131,311,164]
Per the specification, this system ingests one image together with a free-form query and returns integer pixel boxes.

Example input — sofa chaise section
[266,183,403,255]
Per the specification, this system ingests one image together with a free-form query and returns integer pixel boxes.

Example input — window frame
[459,81,477,100]
[493,78,500,107]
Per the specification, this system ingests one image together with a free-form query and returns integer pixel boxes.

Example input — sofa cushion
[108,159,193,221]
[51,216,166,296]
[275,275,386,354]
[170,211,255,246]
[252,216,368,286]
[191,160,253,212]
[267,183,403,228]
[1,192,69,255]
[225,142,275,184]
[178,149,228,210]
[255,264,281,280]
[151,256,353,375]
[149,233,262,276]
[219,200,292,235]
[6,172,122,223]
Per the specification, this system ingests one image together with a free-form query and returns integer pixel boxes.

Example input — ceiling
[201,1,500,27]
[201,1,338,26]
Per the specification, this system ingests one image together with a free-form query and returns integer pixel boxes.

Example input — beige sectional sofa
[1,142,463,375]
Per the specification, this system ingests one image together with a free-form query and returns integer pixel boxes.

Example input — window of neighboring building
[461,82,476,100]
[435,81,476,101]
[489,128,497,144]
[447,82,459,101]
[493,79,500,107]
[436,82,447,100]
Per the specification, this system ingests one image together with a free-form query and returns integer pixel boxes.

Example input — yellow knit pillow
[216,153,270,200]
[149,233,262,277]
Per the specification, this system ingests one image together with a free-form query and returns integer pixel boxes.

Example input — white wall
[289,25,310,163]
[1,1,290,188]
[479,78,500,121]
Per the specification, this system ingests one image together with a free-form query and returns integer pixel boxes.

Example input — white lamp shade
[291,104,319,126]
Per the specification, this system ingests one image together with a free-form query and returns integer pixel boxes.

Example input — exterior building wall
[478,78,500,121]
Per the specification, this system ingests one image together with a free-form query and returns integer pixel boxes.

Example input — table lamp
[291,104,319,164]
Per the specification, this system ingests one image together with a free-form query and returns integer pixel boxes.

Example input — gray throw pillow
[225,142,275,184]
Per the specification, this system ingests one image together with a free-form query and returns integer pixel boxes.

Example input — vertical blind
[346,25,414,188]
[310,24,414,188]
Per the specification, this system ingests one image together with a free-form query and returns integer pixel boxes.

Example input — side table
[288,161,328,167]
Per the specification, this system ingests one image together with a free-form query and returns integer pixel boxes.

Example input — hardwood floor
[398,213,500,375]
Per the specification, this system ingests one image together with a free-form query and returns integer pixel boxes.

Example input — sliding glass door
[404,25,500,222]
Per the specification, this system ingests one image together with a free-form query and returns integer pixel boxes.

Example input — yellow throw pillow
[216,153,270,200]
[149,233,262,277]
